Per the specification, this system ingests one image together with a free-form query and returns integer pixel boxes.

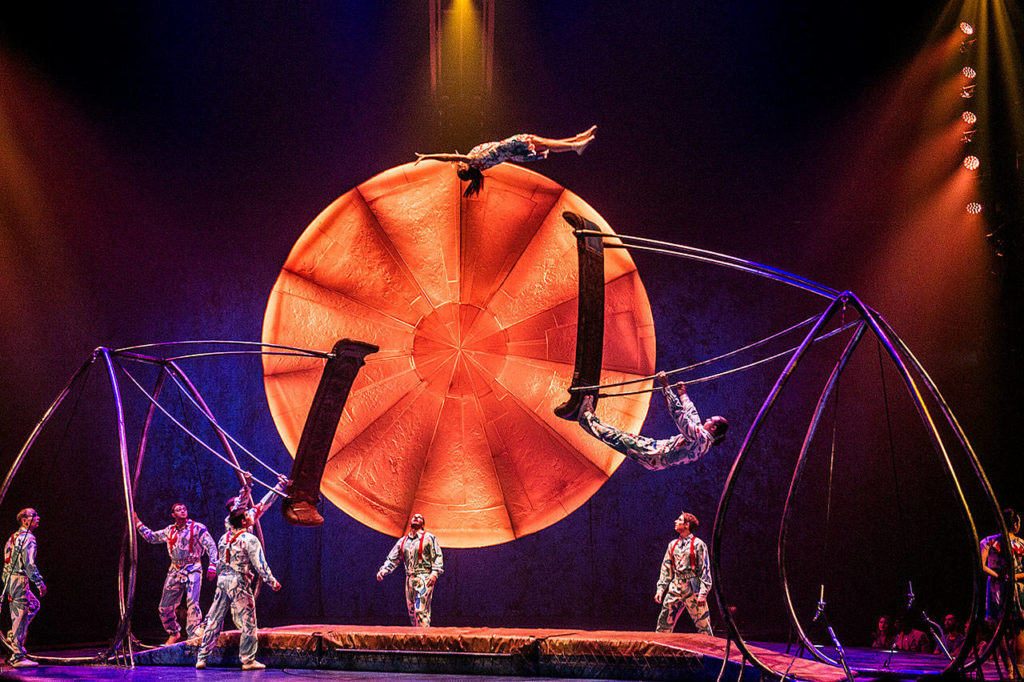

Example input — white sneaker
[195,659,207,669]
[241,660,266,670]
[12,659,38,668]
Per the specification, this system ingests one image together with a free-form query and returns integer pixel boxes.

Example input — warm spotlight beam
[429,0,494,95]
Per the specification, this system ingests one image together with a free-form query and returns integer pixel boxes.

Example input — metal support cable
[570,314,818,392]
[113,360,279,493]
[579,320,860,396]
[163,366,281,478]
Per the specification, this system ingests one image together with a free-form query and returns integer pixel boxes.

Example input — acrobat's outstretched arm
[414,152,472,165]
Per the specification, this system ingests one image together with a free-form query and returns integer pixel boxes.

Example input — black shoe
[283,500,324,527]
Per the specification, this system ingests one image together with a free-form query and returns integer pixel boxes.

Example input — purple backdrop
[0,0,1019,650]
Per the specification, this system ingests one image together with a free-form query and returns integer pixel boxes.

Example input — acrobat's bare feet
[574,136,594,155]
[575,125,597,140]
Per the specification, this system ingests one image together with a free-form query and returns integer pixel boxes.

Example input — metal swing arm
[1,344,301,664]
[590,230,841,300]
[871,315,1008,672]
[711,293,850,679]
[554,212,606,420]
[712,291,997,679]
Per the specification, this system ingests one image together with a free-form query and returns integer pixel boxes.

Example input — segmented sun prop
[262,162,655,547]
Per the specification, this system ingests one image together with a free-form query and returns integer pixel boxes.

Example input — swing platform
[128,624,847,681]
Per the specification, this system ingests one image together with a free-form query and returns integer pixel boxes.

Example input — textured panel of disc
[263,162,655,547]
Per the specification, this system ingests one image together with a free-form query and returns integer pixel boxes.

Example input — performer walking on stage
[2,508,46,667]
[136,503,218,645]
[377,514,444,627]
[415,126,597,196]
[578,372,728,471]
[655,511,713,635]
[196,509,282,670]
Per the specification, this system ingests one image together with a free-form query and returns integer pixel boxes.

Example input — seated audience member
[871,614,896,649]
[934,613,965,655]
[893,613,932,653]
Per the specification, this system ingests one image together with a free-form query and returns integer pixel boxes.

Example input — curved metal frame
[777,319,867,668]
[0,341,327,664]
[585,232,1006,679]
[0,242,1010,674]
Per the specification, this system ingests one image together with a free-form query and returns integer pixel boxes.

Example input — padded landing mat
[133,624,847,681]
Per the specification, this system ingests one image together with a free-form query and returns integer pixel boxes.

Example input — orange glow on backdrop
[262,162,656,547]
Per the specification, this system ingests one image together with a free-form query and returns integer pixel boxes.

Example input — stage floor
[1,625,1003,681]
[128,624,840,681]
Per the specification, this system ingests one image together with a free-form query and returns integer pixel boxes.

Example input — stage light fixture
[963,156,980,170]
[966,202,983,214]
[959,22,974,36]
[962,66,977,79]
[962,111,977,124]
[961,84,976,98]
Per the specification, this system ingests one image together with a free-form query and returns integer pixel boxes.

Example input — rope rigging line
[175,383,212,520]
[581,320,861,397]
[112,359,280,493]
[662,313,819,375]
[162,365,281,479]
[570,313,820,393]
[877,341,911,584]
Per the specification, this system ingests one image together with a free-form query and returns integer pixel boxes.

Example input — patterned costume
[655,533,713,635]
[580,386,713,471]
[196,528,279,667]
[136,518,218,638]
[379,530,444,627]
[466,134,548,170]
[2,529,44,663]
[981,532,1024,622]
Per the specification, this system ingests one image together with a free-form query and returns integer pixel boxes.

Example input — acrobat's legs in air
[527,125,597,155]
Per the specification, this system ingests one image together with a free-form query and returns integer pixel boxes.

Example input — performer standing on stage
[376,514,444,627]
[980,507,1024,675]
[196,509,282,671]
[414,126,597,196]
[2,508,46,667]
[578,372,728,471]
[655,511,713,635]
[136,504,218,645]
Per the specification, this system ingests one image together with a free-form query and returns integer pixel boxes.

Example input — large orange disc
[262,162,655,547]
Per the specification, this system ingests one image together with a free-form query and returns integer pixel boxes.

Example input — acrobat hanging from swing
[578,372,729,471]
